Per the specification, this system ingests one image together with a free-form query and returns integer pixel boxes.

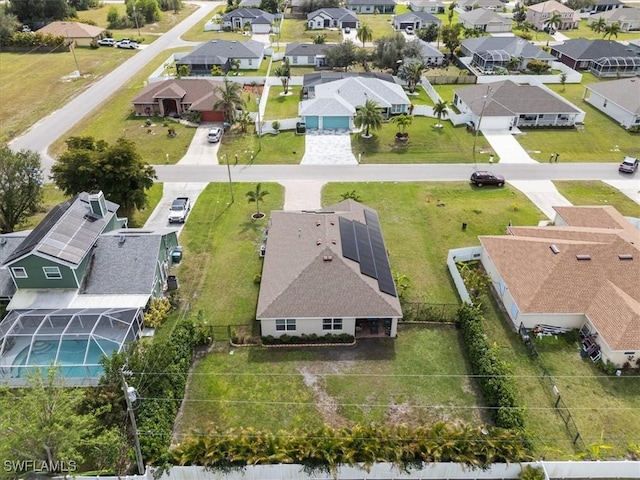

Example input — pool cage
[472,50,512,73]
[0,307,142,384]
[590,56,640,77]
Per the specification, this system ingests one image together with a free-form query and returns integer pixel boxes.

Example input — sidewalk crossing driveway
[179,124,221,165]
[301,132,357,165]
[482,130,537,164]
[508,180,572,220]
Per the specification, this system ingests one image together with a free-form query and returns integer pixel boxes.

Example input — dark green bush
[261,333,355,345]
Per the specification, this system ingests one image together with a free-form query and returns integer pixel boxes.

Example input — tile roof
[459,8,512,24]
[527,0,575,13]
[454,80,580,117]
[480,206,640,351]
[131,78,224,112]
[584,76,640,114]
[551,38,640,61]
[37,21,105,38]
[461,36,554,61]
[257,200,402,319]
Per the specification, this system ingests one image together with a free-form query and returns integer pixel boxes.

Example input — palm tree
[176,64,190,78]
[603,22,621,39]
[312,33,326,44]
[391,114,413,138]
[546,11,562,32]
[505,55,521,72]
[354,99,383,137]
[589,17,606,34]
[230,58,241,75]
[272,64,291,94]
[246,183,269,217]
[356,23,373,47]
[432,99,449,128]
[398,61,426,93]
[213,78,245,123]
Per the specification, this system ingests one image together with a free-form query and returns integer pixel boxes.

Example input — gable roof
[222,8,275,23]
[349,0,396,5]
[3,193,119,268]
[131,78,224,112]
[285,42,334,56]
[393,11,441,23]
[551,38,640,61]
[313,76,411,108]
[527,0,575,13]
[303,71,396,88]
[37,21,105,38]
[455,80,580,117]
[257,201,402,319]
[585,76,640,115]
[461,36,554,60]
[0,232,29,298]
[307,7,359,21]
[300,96,355,116]
[81,229,176,295]
[414,39,445,58]
[480,206,640,352]
[178,39,265,64]
[459,8,512,24]
[591,7,640,22]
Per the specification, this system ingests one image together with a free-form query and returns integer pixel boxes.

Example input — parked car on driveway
[619,156,638,174]
[98,37,116,46]
[405,26,414,35]
[470,171,505,187]
[116,39,138,49]
[207,127,223,143]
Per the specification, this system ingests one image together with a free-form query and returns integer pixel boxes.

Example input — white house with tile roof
[478,206,640,367]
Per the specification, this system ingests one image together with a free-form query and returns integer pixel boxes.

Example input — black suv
[470,171,505,187]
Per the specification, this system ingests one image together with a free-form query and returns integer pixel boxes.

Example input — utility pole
[120,369,145,475]
[256,94,262,151]
[472,85,492,168]
[133,5,141,37]
[66,30,81,75]
[225,154,234,203]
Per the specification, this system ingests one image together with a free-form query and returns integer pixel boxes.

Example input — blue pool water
[12,339,109,378]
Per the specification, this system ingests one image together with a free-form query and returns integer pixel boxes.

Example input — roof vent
[576,254,591,261]
[316,239,322,245]
[331,238,337,244]
[618,254,633,260]
[316,220,321,226]
[550,245,560,254]
[323,255,333,262]
[118,235,126,245]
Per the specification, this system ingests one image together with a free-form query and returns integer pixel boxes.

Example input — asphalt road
[8,1,221,171]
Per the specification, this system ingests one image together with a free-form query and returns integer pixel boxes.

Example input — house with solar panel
[256,200,402,338]
[0,191,180,385]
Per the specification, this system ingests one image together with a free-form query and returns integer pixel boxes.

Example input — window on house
[603,100,607,107]
[391,104,402,113]
[323,318,343,330]
[248,59,252,66]
[276,319,296,331]
[292,56,298,64]
[43,266,62,279]
[11,267,28,279]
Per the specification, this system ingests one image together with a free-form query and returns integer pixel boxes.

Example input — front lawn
[264,86,301,120]
[516,77,640,162]
[181,5,247,42]
[353,117,495,164]
[279,18,343,43]
[218,129,304,165]
[554,181,640,217]
[560,19,640,41]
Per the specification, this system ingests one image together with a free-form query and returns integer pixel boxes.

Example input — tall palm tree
[356,23,373,47]
[589,17,606,34]
[398,61,426,93]
[213,78,245,123]
[354,99,383,137]
[603,22,621,39]
[432,99,449,128]
[546,11,562,32]
[246,183,269,216]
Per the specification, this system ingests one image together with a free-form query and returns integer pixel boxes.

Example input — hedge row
[456,304,525,430]
[261,333,354,345]
[0,32,66,47]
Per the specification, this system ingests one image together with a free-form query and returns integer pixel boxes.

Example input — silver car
[207,127,223,143]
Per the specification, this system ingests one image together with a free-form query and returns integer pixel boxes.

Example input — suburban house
[347,0,396,13]
[131,78,226,122]
[456,0,504,12]
[392,11,441,31]
[411,39,445,66]
[285,42,334,67]
[408,0,445,14]
[458,8,513,33]
[0,192,181,383]
[37,21,105,46]
[629,39,640,55]
[586,0,624,14]
[307,8,359,29]
[478,206,640,368]
[301,71,396,98]
[176,39,265,74]
[550,39,640,77]
[460,37,555,73]
[299,76,411,129]
[583,76,640,129]
[525,0,580,30]
[221,8,275,33]
[256,200,402,338]
[453,80,584,130]
[589,7,640,31]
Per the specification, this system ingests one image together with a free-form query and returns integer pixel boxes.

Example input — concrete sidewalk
[508,180,573,220]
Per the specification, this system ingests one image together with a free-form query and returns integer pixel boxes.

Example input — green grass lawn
[559,19,640,41]
[353,117,495,164]
[128,183,164,227]
[554,181,640,217]
[516,77,640,162]
[406,86,433,105]
[181,5,247,42]
[264,87,301,120]
[218,129,304,165]
[49,47,196,163]
[357,14,395,41]
[279,18,343,43]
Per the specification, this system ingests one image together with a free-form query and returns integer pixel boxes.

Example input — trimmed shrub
[261,332,355,345]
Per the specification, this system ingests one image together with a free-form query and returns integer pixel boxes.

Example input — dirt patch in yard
[299,366,351,428]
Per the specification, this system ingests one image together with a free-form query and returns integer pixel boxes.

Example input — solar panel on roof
[354,221,377,278]
[366,209,397,297]
[339,217,359,262]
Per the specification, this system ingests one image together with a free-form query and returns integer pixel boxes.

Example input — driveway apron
[508,180,573,220]
[281,180,325,210]
[301,132,357,165]
[482,130,537,164]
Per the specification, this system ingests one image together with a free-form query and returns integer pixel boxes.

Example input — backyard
[264,86,301,120]
[560,19,640,41]
[181,5,246,42]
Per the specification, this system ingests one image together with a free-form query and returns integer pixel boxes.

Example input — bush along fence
[171,423,532,472]
[456,304,526,431]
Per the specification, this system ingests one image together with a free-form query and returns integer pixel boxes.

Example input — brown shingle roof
[257,201,402,319]
[131,78,224,112]
[37,21,104,39]
[481,206,640,351]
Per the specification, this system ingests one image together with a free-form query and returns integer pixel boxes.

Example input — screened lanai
[472,50,511,73]
[590,56,640,77]
[0,307,142,384]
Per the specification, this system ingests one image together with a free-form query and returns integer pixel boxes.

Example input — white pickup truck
[168,197,191,223]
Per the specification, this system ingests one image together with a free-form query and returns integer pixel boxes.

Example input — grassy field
[181,5,247,42]
[49,47,196,163]
[353,117,496,164]
[554,181,640,217]
[218,129,305,164]
[264,87,301,120]
[279,18,343,43]
[516,75,640,162]
[560,19,640,41]
[357,14,395,41]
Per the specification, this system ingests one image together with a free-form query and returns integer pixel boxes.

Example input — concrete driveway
[301,132,357,165]
[508,180,572,220]
[482,130,537,164]
[179,124,222,165]
[143,182,209,233]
